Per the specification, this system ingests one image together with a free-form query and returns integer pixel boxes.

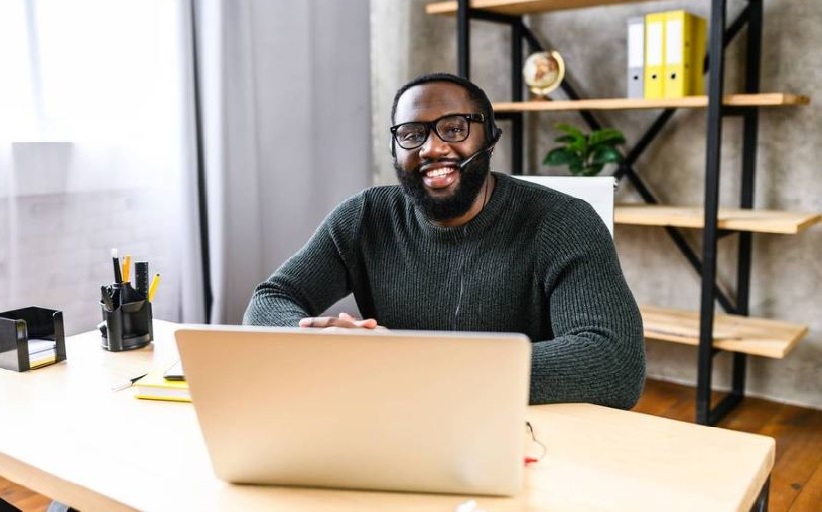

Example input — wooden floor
[2,378,820,511]
[632,380,822,512]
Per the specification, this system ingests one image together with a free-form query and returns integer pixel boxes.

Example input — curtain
[0,0,198,333]
[192,0,372,324]
[0,0,372,331]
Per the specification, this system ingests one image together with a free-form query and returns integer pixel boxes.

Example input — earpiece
[486,119,502,145]
[490,126,502,144]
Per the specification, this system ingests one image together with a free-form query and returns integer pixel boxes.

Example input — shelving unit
[426,0,658,16]
[615,205,821,234]
[641,305,807,359]
[427,0,818,425]
[493,93,809,111]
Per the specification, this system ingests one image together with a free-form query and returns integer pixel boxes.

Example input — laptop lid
[175,325,532,496]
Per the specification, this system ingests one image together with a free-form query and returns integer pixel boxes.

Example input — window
[0,0,192,333]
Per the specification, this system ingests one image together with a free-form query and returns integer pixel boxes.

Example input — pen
[111,248,123,284]
[122,254,132,283]
[148,273,161,302]
[111,373,148,392]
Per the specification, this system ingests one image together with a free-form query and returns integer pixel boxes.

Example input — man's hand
[299,312,382,329]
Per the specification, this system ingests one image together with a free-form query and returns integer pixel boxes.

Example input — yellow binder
[691,14,707,95]
[663,10,694,98]
[644,12,666,99]
[663,10,707,98]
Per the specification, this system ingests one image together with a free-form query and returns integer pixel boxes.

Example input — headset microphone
[459,126,501,169]
[458,144,495,169]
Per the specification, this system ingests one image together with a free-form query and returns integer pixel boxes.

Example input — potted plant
[543,123,625,176]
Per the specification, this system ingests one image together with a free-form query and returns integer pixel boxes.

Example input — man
[244,72,645,408]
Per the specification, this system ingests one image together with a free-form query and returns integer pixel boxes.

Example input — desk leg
[750,475,770,512]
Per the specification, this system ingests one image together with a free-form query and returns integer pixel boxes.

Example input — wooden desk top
[0,322,774,511]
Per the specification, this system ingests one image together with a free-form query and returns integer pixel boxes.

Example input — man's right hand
[299,312,383,330]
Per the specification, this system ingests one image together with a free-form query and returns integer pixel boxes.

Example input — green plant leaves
[543,147,582,168]
[591,145,622,165]
[589,128,625,146]
[544,124,624,176]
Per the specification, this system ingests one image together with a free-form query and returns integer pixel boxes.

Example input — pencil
[122,255,132,283]
[148,273,161,302]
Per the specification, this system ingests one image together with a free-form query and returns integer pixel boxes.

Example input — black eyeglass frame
[389,113,486,150]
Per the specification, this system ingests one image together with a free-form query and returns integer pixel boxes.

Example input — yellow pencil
[148,273,161,302]
[122,255,132,283]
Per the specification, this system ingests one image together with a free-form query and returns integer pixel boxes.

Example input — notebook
[174,325,532,496]
[133,368,190,402]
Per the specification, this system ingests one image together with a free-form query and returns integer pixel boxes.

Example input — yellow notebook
[134,368,191,402]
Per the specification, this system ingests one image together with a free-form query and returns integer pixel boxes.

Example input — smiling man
[244,73,645,408]
[390,81,497,226]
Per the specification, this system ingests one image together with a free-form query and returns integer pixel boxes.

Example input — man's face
[392,82,490,223]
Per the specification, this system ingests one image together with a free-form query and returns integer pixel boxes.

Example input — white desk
[0,321,774,511]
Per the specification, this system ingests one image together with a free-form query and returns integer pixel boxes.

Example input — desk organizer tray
[0,306,66,372]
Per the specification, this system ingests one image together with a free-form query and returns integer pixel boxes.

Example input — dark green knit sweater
[243,172,645,408]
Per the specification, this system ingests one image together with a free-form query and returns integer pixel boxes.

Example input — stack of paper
[27,339,57,369]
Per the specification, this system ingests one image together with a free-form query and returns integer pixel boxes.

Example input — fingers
[298,317,342,328]
[355,318,379,328]
[298,314,381,329]
[341,312,379,329]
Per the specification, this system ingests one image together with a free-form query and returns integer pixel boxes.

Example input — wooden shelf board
[492,93,810,112]
[426,0,654,16]
[615,204,822,234]
[640,305,807,359]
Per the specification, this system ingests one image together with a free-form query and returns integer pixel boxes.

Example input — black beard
[394,151,490,222]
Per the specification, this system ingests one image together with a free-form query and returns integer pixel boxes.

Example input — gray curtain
[191,0,373,323]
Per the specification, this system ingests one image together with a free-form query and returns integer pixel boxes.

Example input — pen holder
[0,306,66,372]
[99,284,153,351]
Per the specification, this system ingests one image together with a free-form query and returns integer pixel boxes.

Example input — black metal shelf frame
[453,0,764,428]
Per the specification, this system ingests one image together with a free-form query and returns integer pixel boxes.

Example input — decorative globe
[522,51,565,98]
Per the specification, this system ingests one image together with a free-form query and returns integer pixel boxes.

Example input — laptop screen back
[175,325,531,496]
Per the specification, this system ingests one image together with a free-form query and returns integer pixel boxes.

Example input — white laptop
[174,325,532,496]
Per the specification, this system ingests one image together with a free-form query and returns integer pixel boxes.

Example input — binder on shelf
[643,12,666,99]
[663,10,703,98]
[691,13,707,95]
[626,16,645,98]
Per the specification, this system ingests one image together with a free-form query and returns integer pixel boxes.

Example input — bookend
[0,306,67,372]
[99,282,153,352]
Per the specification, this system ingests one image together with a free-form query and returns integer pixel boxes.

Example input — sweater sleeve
[242,196,362,326]
[529,198,645,409]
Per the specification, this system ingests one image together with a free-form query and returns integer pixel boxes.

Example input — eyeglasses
[390,113,485,150]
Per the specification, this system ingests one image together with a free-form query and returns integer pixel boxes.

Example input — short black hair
[390,72,500,144]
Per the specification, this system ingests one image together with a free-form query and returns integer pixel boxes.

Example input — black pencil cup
[99,283,153,351]
[0,306,67,372]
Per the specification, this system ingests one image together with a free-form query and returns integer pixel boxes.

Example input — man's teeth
[425,167,454,178]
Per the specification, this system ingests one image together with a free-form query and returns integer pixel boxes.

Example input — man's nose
[418,130,449,159]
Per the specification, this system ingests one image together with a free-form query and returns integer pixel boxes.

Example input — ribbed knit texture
[243,172,645,408]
